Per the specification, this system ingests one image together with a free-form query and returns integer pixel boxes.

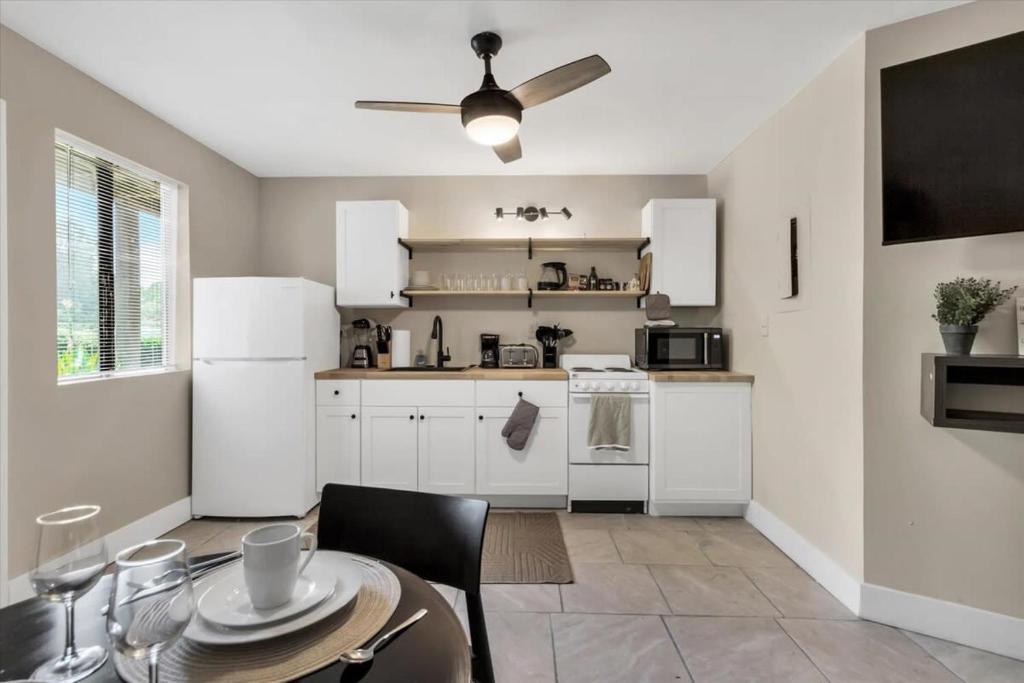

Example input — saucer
[186,551,365,645]
[197,560,335,629]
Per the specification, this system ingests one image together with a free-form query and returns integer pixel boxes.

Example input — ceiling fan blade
[354,101,461,114]
[509,55,611,109]
[493,136,522,163]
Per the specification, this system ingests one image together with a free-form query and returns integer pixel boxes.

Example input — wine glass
[107,540,194,683]
[30,505,108,682]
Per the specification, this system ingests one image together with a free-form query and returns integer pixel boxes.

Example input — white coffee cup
[241,523,317,610]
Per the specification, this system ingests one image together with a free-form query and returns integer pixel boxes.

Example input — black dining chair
[317,483,494,683]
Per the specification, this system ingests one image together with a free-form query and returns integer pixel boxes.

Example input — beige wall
[863,3,1024,618]
[0,26,261,576]
[708,38,867,579]
[258,176,711,364]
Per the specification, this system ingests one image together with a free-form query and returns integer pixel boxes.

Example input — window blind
[55,139,177,382]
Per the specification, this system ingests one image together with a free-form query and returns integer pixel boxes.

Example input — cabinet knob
[409,415,414,420]
[419,414,425,420]
[478,415,484,421]
[333,390,340,396]
[350,413,357,419]
[391,291,395,299]
[518,391,523,398]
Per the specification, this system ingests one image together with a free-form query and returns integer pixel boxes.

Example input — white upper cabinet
[336,200,409,307]
[641,199,717,306]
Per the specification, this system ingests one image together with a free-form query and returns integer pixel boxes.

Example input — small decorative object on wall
[1017,297,1024,355]
[494,206,571,222]
[932,277,1017,355]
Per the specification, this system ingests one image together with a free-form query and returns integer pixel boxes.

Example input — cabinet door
[360,406,418,491]
[336,201,409,307]
[642,199,716,306]
[651,384,751,502]
[475,407,568,495]
[316,406,361,491]
[417,407,475,495]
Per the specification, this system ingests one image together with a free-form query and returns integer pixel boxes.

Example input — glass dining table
[0,553,472,682]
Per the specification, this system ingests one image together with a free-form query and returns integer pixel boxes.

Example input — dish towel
[588,394,632,451]
[502,398,540,451]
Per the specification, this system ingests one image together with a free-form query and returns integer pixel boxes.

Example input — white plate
[185,551,366,645]
[197,562,336,629]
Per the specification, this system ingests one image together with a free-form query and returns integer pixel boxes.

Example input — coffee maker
[350,318,373,368]
[480,333,500,368]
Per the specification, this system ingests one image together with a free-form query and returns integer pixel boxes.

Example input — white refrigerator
[192,277,339,517]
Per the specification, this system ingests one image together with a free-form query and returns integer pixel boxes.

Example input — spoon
[338,608,428,664]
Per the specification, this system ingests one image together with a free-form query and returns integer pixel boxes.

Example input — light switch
[760,314,770,337]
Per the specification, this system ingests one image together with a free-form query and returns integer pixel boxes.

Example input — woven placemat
[113,555,400,683]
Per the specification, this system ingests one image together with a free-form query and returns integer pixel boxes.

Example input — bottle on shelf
[588,266,599,290]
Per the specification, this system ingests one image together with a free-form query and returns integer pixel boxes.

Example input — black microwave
[635,327,724,370]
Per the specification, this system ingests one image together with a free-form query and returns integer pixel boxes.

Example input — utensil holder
[377,353,391,370]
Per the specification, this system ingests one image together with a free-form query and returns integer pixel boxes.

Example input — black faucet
[431,315,451,368]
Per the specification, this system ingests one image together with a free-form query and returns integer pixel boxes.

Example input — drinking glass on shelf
[30,505,109,682]
[107,540,194,683]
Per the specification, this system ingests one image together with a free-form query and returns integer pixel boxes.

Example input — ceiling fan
[355,32,611,163]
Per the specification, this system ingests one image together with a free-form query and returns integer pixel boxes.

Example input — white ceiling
[1,0,964,177]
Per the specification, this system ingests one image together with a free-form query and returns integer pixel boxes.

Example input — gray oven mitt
[501,398,540,451]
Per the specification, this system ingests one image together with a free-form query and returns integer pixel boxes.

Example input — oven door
[569,393,649,464]
[645,328,709,369]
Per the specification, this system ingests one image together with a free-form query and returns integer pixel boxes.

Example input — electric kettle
[538,262,568,290]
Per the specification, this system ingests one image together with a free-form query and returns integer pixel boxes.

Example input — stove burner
[570,367,601,372]
[605,367,638,373]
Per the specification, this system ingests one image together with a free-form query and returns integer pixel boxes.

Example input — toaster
[499,343,539,368]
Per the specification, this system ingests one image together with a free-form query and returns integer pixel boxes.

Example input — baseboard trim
[7,496,191,604]
[744,500,862,614]
[861,582,1024,660]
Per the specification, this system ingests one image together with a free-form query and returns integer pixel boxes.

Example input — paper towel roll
[390,330,411,368]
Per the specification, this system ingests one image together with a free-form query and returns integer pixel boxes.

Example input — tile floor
[164,509,1024,683]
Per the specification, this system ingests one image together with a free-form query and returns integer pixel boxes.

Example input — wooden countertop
[315,367,568,381]
[647,370,754,383]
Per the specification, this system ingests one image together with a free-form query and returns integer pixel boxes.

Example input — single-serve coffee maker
[480,333,500,368]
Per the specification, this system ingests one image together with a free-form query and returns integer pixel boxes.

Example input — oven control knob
[628,382,639,391]
[602,382,613,391]
[578,381,590,391]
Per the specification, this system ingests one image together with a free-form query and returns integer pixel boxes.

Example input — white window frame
[54,130,181,384]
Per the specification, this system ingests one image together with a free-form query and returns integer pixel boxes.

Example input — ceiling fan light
[561,207,572,220]
[465,114,520,145]
[540,208,549,221]
[495,208,504,221]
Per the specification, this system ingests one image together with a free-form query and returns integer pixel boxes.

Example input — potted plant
[932,277,1016,354]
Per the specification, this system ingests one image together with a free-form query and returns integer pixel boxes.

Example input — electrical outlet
[760,314,770,337]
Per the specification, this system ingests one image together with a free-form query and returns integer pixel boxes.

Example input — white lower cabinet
[418,407,475,495]
[360,406,419,491]
[650,383,751,504]
[315,406,361,491]
[475,406,568,495]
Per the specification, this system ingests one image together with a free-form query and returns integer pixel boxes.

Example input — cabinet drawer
[362,380,474,407]
[316,380,361,406]
[475,381,567,408]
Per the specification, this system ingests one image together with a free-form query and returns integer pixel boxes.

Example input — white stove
[562,354,650,394]
[561,354,650,513]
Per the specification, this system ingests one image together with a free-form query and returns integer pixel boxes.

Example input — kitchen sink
[384,366,469,372]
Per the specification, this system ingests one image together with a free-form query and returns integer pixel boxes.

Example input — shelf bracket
[636,294,644,308]
[398,238,413,259]
[637,237,651,259]
[528,237,533,260]
[406,293,413,308]
[528,288,533,309]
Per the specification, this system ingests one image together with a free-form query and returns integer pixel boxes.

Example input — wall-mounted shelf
[400,237,650,260]
[401,288,646,309]
[921,353,1024,434]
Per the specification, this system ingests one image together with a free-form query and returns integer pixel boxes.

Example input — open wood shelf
[400,288,646,309]
[399,236,650,259]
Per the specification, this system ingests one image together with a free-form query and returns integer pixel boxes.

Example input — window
[55,136,177,382]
